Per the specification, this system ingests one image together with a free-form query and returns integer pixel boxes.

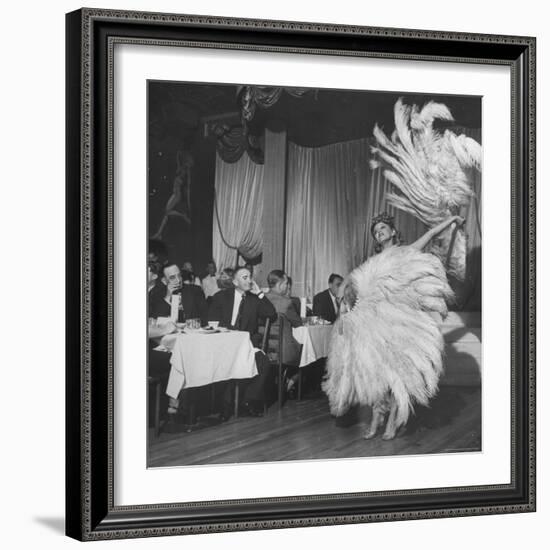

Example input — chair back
[259,314,288,409]
[259,314,287,365]
[260,317,272,353]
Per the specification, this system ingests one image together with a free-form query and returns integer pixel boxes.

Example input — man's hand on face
[249,280,261,295]
[165,281,182,302]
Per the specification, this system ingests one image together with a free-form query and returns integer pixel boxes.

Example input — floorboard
[148,386,481,468]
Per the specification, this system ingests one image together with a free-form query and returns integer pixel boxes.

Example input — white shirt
[231,290,245,327]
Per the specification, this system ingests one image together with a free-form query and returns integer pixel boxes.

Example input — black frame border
[66,8,536,541]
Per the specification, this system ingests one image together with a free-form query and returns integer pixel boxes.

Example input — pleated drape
[212,132,481,304]
[212,152,264,271]
[284,133,481,298]
[284,139,371,298]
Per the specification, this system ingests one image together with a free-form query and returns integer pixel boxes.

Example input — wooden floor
[148,385,481,468]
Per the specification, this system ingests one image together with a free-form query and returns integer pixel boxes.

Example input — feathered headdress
[370,98,481,280]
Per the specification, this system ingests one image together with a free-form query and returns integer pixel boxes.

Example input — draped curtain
[213,129,481,307]
[285,132,481,302]
[285,139,371,298]
[214,125,264,164]
[212,152,264,271]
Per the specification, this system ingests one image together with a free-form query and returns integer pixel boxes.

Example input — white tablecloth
[161,330,257,399]
[292,325,333,367]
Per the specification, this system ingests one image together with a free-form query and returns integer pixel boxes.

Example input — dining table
[158,328,257,400]
[292,323,333,367]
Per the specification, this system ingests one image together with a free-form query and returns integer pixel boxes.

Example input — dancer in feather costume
[370,98,481,280]
[323,98,479,439]
[323,213,459,440]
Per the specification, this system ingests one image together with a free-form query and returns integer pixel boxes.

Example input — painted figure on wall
[151,150,193,241]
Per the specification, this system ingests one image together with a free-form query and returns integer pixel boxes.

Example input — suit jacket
[208,288,277,347]
[266,292,303,366]
[312,288,338,323]
[148,281,165,318]
[150,283,207,324]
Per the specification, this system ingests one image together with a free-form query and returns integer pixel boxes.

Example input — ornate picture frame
[65,8,536,541]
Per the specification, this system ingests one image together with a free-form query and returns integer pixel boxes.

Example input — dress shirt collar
[231,288,246,326]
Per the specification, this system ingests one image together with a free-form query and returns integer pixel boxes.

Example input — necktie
[235,293,245,329]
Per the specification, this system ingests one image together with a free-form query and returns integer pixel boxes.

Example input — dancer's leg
[364,397,389,439]
[382,394,399,440]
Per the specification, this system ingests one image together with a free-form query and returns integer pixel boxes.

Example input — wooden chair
[148,376,162,438]
[260,314,286,410]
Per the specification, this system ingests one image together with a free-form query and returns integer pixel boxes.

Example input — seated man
[312,273,343,323]
[150,263,207,325]
[208,266,277,418]
[266,270,304,397]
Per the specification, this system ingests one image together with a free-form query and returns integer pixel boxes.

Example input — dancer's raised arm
[409,215,464,251]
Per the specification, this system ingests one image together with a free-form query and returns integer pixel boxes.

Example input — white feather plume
[323,246,454,428]
[370,98,481,280]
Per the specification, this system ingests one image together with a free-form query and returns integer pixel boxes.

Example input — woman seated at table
[265,270,303,397]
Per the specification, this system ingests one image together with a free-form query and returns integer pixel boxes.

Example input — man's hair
[148,259,162,277]
[221,267,235,278]
[267,269,286,289]
[162,263,179,277]
[148,239,168,264]
[180,269,194,283]
[328,273,343,284]
[287,276,293,287]
[234,266,251,279]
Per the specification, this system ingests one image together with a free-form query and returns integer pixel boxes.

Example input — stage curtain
[213,129,482,307]
[285,139,373,299]
[214,125,264,164]
[285,133,481,303]
[212,152,264,271]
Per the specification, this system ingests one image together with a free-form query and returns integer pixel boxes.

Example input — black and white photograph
[146,81,482,468]
[2,0,543,545]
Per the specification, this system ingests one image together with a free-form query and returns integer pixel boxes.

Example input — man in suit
[150,263,207,325]
[148,259,166,315]
[312,273,344,323]
[208,266,277,418]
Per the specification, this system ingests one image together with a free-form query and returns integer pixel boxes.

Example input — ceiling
[148,80,482,149]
